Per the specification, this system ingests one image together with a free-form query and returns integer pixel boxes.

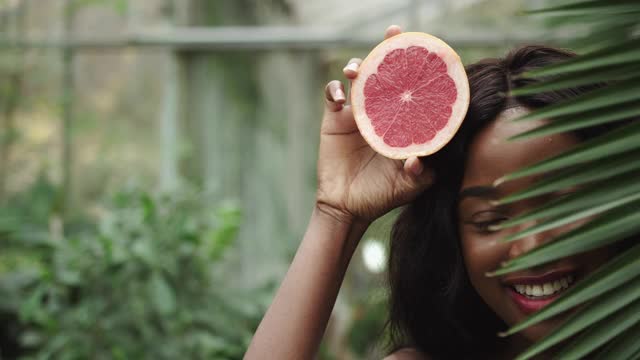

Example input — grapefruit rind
[351,32,470,159]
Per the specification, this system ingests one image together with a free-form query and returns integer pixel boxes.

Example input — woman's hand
[316,25,435,225]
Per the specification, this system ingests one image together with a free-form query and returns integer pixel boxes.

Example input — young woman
[245,25,623,359]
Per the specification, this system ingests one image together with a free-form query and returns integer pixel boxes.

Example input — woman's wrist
[314,201,371,229]
[312,202,371,255]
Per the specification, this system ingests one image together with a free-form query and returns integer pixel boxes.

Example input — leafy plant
[1,186,271,360]
[493,0,640,358]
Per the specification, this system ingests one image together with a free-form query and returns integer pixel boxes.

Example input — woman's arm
[245,25,433,359]
[244,206,368,359]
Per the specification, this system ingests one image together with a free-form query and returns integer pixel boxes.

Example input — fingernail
[343,63,358,72]
[335,88,345,101]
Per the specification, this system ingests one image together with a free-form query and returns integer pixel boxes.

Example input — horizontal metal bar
[0,26,570,52]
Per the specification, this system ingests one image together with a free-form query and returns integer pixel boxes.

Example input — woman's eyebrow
[458,185,499,201]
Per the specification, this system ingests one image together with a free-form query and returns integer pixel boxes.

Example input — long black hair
[385,45,625,359]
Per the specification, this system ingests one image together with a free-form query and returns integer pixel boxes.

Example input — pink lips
[502,269,576,315]
[507,287,561,314]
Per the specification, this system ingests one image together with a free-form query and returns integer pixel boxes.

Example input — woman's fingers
[403,156,424,177]
[324,80,346,112]
[403,156,435,187]
[384,25,402,40]
[343,58,362,79]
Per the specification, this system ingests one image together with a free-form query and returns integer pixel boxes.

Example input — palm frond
[500,0,640,357]
[512,78,640,121]
[488,201,640,276]
[551,299,640,360]
[495,173,640,241]
[522,40,640,78]
[496,120,640,183]
[496,150,640,204]
[507,102,640,141]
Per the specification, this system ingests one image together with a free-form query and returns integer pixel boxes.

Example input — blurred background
[0,0,565,358]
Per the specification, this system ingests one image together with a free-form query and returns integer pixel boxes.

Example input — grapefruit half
[351,32,469,159]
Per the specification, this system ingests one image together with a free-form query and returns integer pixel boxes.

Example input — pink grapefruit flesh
[351,32,470,159]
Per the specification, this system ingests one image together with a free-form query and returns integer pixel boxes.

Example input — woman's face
[457,107,616,342]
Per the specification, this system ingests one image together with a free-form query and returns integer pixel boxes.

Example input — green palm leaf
[522,40,640,78]
[496,150,640,204]
[510,66,640,96]
[592,323,640,360]
[571,20,638,52]
[488,200,640,276]
[493,0,640,357]
[494,173,640,240]
[542,11,639,30]
[552,299,640,360]
[496,120,640,184]
[508,102,640,141]
[524,0,640,16]
[512,78,640,121]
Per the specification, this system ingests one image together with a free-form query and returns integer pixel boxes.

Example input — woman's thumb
[403,156,434,189]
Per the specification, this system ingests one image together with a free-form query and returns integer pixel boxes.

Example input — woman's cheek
[461,229,510,277]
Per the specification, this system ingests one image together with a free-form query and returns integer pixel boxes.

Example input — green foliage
[347,293,388,358]
[71,0,128,15]
[0,185,270,360]
[497,0,640,358]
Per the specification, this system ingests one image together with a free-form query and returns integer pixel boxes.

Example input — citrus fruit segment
[351,32,470,159]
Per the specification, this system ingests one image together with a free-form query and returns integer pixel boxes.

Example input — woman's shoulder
[383,348,431,360]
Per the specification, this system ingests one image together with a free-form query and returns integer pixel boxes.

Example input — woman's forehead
[460,107,580,189]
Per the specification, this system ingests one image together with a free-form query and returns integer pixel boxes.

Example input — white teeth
[513,275,575,298]
[532,285,543,296]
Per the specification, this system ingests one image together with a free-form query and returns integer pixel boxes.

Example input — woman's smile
[502,268,577,314]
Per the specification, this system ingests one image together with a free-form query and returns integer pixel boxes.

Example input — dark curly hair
[385,45,626,359]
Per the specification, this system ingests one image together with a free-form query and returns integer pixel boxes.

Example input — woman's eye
[471,218,508,233]
[466,211,509,233]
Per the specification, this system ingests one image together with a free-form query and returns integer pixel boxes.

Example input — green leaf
[508,102,640,140]
[525,0,640,15]
[512,79,640,122]
[114,0,128,15]
[496,173,640,240]
[553,299,640,360]
[488,201,640,276]
[523,40,640,78]
[514,276,640,360]
[542,11,639,30]
[497,150,640,204]
[497,121,640,183]
[510,65,640,96]
[503,192,640,243]
[208,204,242,261]
[592,323,640,360]
[571,20,638,52]
[499,243,640,335]
[149,272,176,315]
